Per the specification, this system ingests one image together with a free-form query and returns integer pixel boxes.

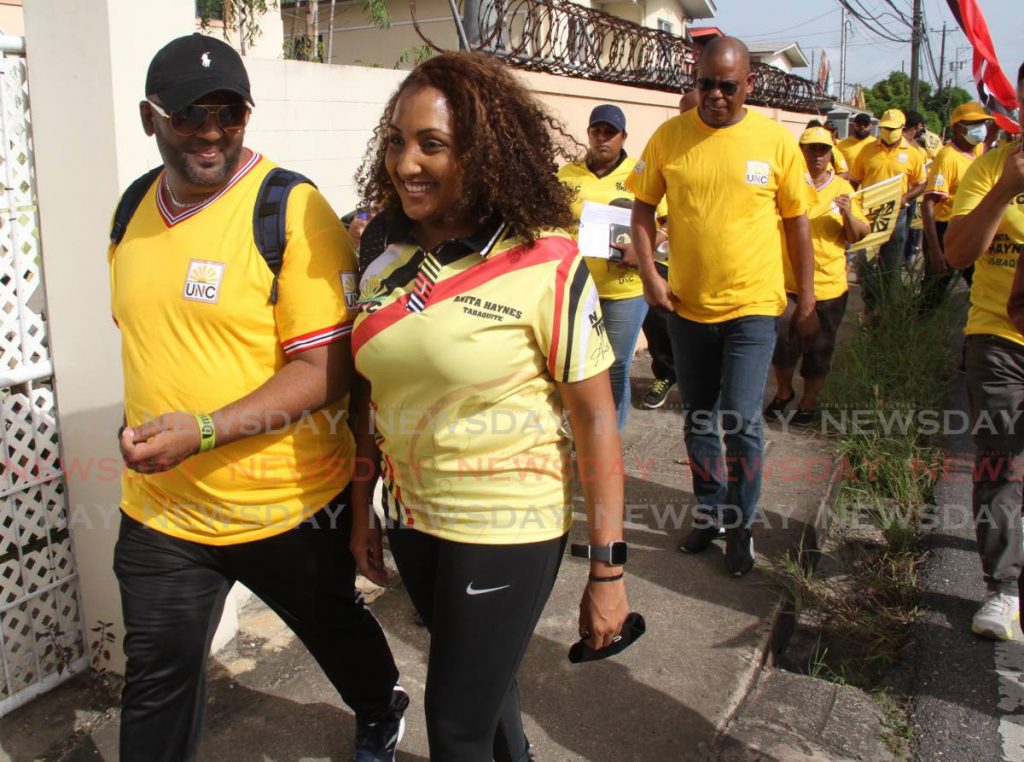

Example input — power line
[837,0,911,44]
[741,8,842,41]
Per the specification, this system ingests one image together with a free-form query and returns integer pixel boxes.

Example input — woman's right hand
[579,578,629,650]
[349,504,389,587]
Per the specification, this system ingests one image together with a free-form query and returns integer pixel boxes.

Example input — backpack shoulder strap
[253,167,315,304]
[110,166,163,245]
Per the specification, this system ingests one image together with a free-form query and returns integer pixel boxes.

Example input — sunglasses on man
[147,99,250,136]
[696,78,741,96]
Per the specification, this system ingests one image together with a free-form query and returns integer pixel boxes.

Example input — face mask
[963,124,988,145]
[880,127,903,145]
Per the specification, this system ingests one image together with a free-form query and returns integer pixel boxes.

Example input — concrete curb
[716,452,847,747]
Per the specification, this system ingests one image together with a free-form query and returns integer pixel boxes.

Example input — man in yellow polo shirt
[108,35,403,760]
[851,108,927,315]
[946,63,1024,642]
[920,101,991,310]
[627,36,816,577]
[558,104,667,429]
[837,112,874,168]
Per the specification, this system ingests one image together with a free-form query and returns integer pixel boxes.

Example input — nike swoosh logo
[466,582,511,596]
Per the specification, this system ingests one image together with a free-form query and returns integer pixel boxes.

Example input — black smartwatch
[570,541,628,566]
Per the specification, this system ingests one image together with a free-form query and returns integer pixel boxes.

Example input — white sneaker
[972,591,1020,641]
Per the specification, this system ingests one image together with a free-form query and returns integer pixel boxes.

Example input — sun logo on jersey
[183,259,226,304]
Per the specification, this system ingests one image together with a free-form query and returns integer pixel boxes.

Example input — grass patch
[772,275,960,753]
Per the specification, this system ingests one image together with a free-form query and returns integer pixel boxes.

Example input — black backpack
[109,166,313,304]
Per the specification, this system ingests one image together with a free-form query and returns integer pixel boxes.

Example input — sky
[705,0,1024,100]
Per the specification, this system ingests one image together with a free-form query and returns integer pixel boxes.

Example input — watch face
[610,541,628,565]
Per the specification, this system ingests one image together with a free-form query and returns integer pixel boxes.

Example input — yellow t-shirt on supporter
[831,147,849,174]
[109,153,359,545]
[784,172,865,300]
[557,156,667,300]
[951,139,1024,347]
[925,143,981,222]
[625,108,810,323]
[837,135,873,168]
[353,229,612,544]
[851,138,927,195]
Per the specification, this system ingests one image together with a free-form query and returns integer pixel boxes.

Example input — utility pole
[327,0,336,64]
[937,23,947,125]
[909,0,922,110]
[839,6,847,103]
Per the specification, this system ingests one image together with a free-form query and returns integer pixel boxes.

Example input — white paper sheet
[577,201,633,260]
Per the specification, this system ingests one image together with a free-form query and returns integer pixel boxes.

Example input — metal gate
[0,39,86,717]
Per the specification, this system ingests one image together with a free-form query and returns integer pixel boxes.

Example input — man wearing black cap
[108,34,404,762]
[557,104,667,429]
[837,112,874,170]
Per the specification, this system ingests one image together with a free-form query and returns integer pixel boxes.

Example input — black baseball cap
[589,104,627,133]
[145,34,254,111]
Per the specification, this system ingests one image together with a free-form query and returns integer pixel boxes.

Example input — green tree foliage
[196,0,278,54]
[861,71,972,134]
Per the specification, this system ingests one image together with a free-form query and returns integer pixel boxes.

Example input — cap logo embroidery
[201,52,212,68]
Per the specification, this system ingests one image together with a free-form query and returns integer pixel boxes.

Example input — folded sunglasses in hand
[568,612,646,664]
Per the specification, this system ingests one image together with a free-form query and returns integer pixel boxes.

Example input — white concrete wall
[24,0,196,674]
[244,58,405,215]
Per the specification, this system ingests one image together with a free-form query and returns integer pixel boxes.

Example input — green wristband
[195,413,216,453]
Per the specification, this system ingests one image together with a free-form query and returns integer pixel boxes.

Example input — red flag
[946,0,1020,133]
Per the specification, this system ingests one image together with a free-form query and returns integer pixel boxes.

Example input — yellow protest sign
[848,175,904,252]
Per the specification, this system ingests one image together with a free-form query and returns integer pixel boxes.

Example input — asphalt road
[910,360,1024,762]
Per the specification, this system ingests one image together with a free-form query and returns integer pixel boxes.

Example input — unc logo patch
[340,271,359,310]
[745,160,770,186]
[183,259,225,304]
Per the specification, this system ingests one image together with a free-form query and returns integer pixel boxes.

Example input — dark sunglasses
[147,99,250,136]
[696,78,740,96]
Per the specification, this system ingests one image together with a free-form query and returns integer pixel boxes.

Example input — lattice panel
[0,53,84,715]
[1,602,37,693]
[0,384,60,493]
[0,55,46,376]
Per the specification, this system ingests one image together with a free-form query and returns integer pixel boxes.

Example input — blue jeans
[601,295,648,431]
[666,314,778,527]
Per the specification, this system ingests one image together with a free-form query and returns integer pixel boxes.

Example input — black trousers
[387,526,566,762]
[641,262,677,382]
[965,335,1024,597]
[113,492,399,762]
[920,220,975,311]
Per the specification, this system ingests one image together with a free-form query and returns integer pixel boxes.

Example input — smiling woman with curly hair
[349,51,632,761]
[357,51,580,245]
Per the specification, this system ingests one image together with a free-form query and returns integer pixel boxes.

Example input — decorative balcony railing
[410,0,825,113]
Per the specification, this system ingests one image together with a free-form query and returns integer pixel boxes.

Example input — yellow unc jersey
[952,139,1024,347]
[109,152,360,544]
[353,225,612,544]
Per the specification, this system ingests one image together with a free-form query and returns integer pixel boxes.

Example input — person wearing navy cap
[558,104,668,429]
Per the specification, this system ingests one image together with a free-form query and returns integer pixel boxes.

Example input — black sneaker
[678,522,724,553]
[763,394,794,422]
[790,408,816,427]
[641,378,675,409]
[354,686,409,762]
[725,527,755,576]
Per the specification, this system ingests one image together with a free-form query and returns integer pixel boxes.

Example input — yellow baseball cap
[950,101,992,125]
[878,108,906,128]
[799,126,835,147]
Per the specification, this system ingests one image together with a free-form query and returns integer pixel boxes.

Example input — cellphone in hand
[608,224,631,261]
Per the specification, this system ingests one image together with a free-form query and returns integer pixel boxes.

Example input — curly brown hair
[357,52,582,244]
